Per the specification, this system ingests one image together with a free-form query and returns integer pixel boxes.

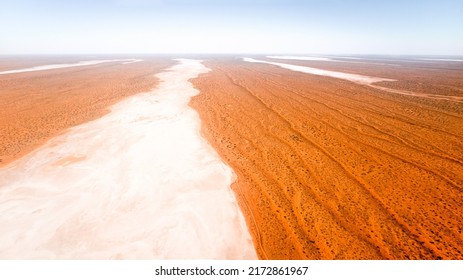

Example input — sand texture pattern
[0,57,174,167]
[190,58,463,259]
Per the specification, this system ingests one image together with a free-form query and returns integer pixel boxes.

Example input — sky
[1,0,462,55]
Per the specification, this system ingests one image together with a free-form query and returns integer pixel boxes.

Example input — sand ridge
[190,58,463,259]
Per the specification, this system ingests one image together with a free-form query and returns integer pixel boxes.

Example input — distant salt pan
[122,59,144,64]
[332,56,463,63]
[0,59,256,259]
[415,58,463,62]
[267,56,334,61]
[268,55,400,66]
[244,57,395,85]
[0,59,143,75]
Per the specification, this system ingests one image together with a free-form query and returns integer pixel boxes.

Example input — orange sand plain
[1,56,462,260]
[190,58,463,259]
[0,57,174,167]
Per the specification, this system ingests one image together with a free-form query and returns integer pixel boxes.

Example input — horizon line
[1,53,463,57]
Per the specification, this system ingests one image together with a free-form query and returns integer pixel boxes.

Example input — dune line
[190,59,463,259]
[0,59,256,259]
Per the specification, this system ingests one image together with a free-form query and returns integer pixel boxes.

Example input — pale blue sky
[1,0,462,55]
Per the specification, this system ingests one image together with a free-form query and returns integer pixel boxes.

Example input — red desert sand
[1,56,463,259]
[0,57,173,167]
[190,57,463,259]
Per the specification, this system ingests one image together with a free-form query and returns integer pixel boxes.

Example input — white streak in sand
[0,59,256,259]
[0,59,144,75]
[244,57,395,85]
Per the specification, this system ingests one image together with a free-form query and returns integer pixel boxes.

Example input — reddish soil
[190,58,463,260]
[0,57,173,167]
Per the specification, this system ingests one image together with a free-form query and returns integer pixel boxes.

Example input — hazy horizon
[1,0,463,55]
